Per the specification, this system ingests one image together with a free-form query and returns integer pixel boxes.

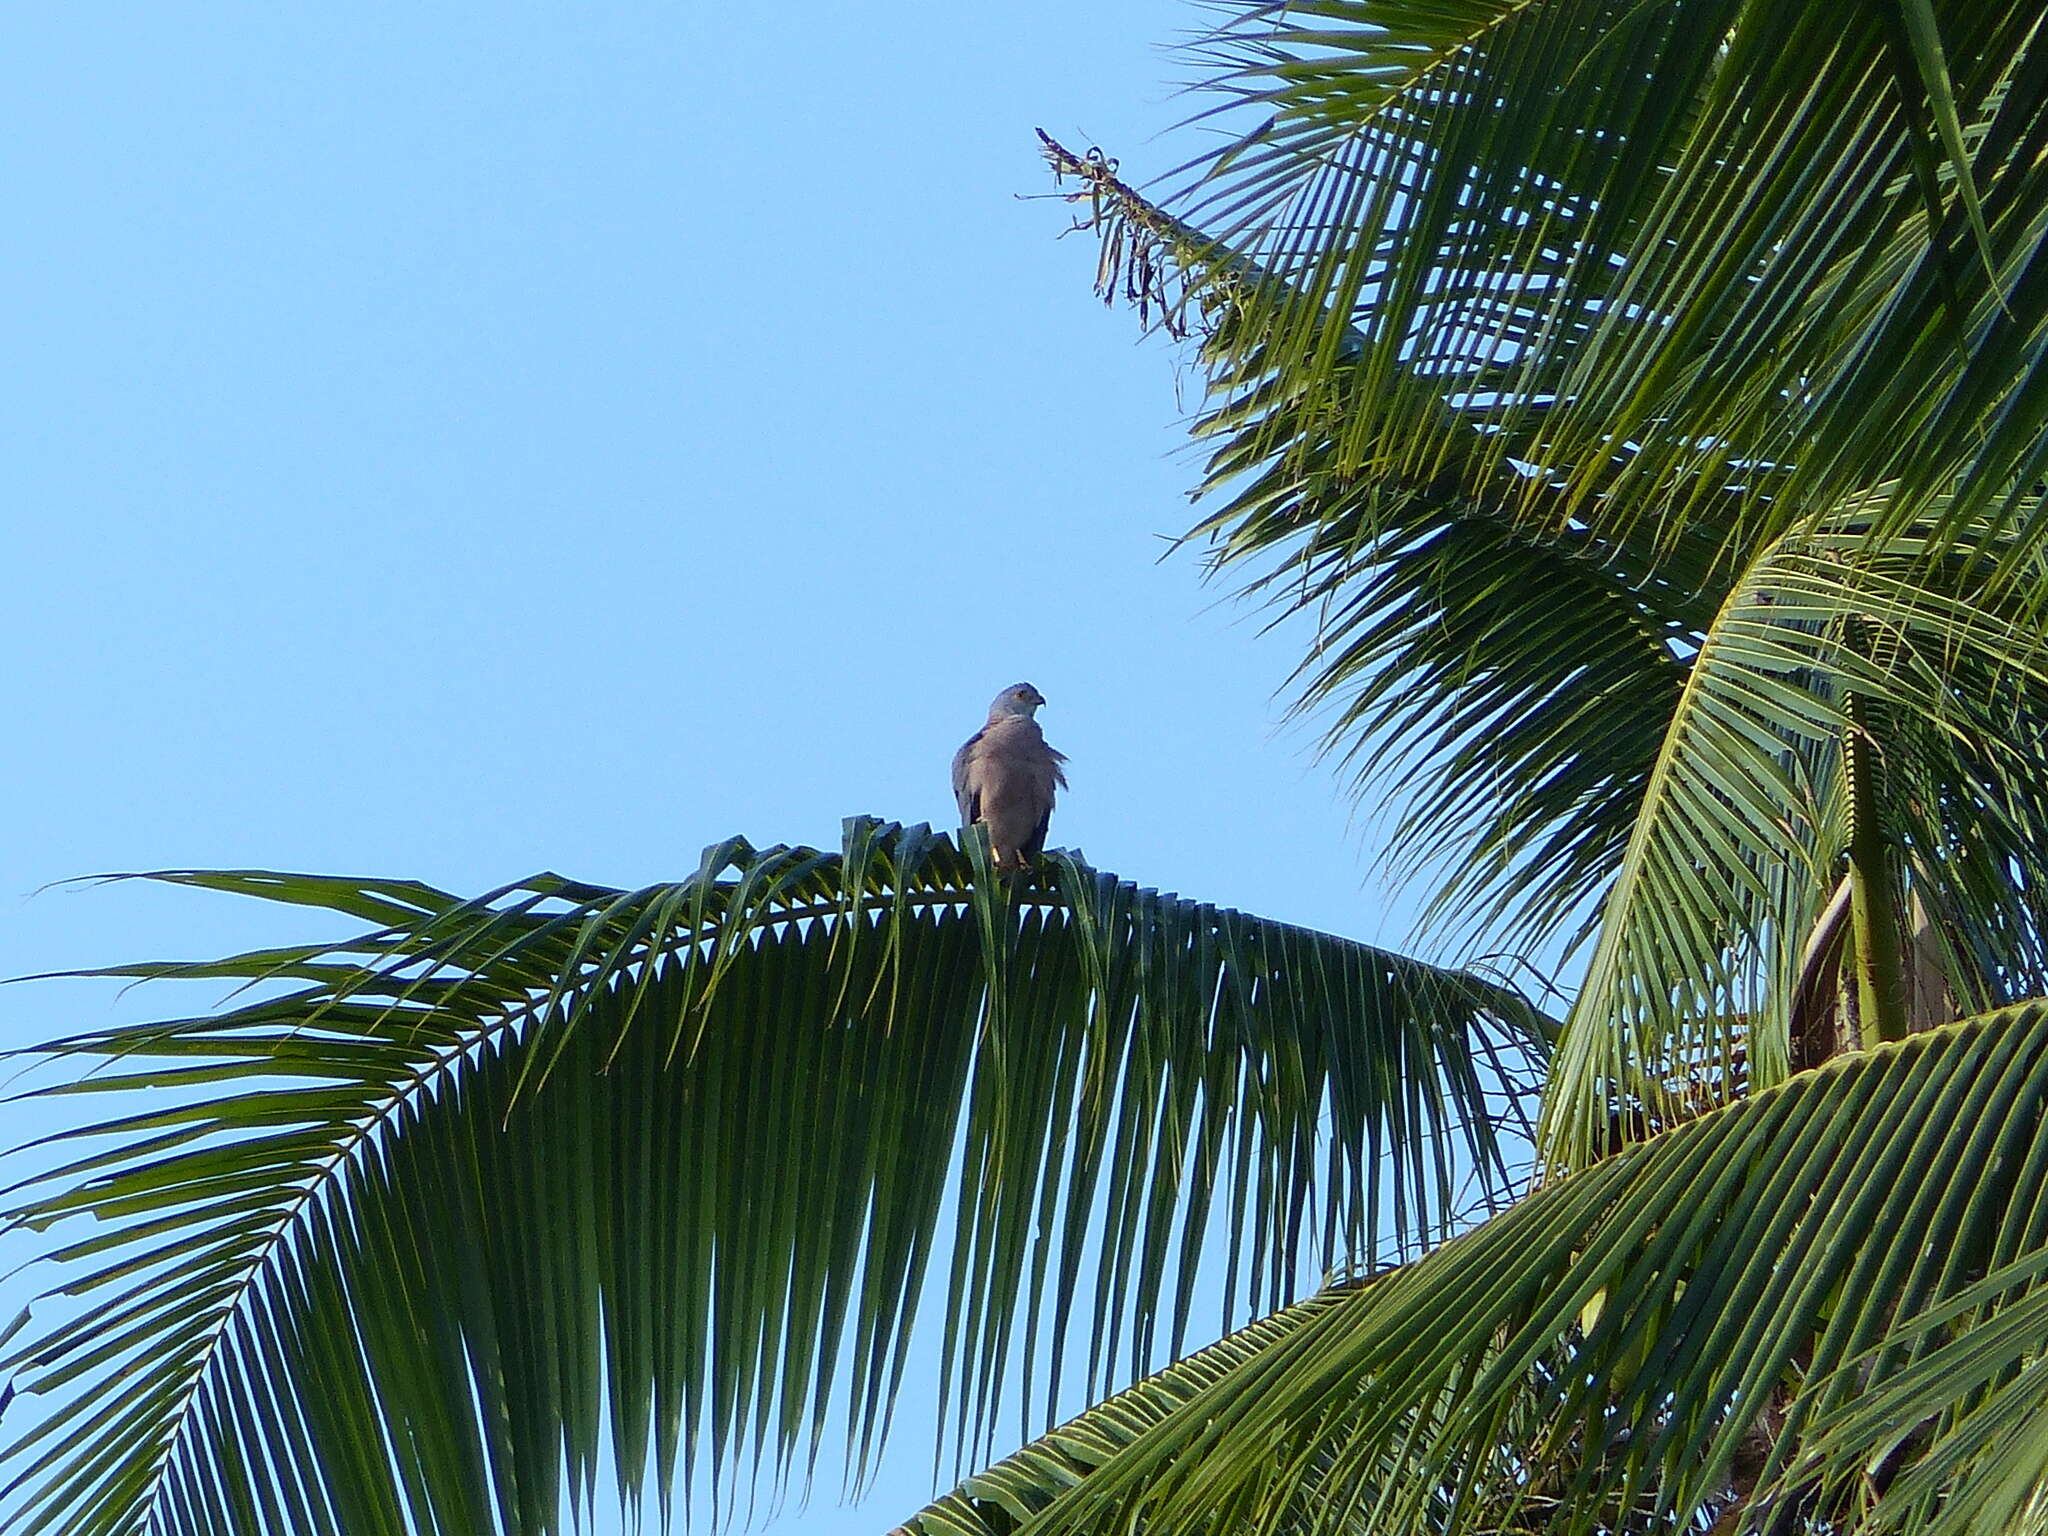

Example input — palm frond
[1047,134,1720,958]
[1054,127,2048,1172]
[892,1290,1345,1536]
[1215,457,1699,959]
[1540,513,2048,1166]
[0,821,1547,1536]
[896,997,2048,1536]
[1044,2,2048,960]
[1167,0,2048,562]
[1776,1247,2048,1534]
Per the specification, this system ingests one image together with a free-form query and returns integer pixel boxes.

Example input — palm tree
[11,1,2048,1532]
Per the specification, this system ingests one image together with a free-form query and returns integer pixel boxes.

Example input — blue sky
[0,5,1450,1530]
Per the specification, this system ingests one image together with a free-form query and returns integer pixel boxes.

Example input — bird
[952,683,1068,874]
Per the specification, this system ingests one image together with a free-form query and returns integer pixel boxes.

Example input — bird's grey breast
[969,718,1064,802]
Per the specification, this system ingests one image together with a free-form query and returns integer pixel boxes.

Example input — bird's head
[989,682,1046,719]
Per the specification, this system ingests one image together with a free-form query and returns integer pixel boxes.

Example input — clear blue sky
[0,5,1451,1530]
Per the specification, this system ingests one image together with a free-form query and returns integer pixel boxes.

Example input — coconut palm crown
[13,1,2048,1532]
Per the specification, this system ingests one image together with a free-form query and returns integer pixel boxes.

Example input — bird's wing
[1021,804,1053,861]
[1030,741,1066,851]
[951,730,983,825]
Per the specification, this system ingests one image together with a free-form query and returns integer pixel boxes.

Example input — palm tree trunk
[1845,697,1909,1046]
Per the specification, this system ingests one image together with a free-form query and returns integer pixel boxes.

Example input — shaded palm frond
[0,821,1547,1536]
[1775,1246,2048,1535]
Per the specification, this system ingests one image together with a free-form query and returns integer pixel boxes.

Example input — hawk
[952,683,1067,873]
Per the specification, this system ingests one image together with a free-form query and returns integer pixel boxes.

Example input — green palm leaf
[1046,136,1717,960]
[1048,134,2048,1164]
[0,820,1546,1535]
[1167,0,2048,562]
[1775,1248,2048,1534]
[1044,3,2048,1019]
[899,998,2048,1536]
[1540,516,2048,1165]
[893,1291,1345,1536]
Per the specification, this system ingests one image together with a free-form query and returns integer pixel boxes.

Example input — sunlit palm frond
[893,1290,1345,1536]
[901,998,2048,1536]
[1540,512,2048,1166]
[1772,1247,2048,1535]
[1046,137,1717,958]
[1053,125,2048,1160]
[1205,457,1697,959]
[1170,0,2048,565]
[0,821,1546,1536]
[1046,3,2048,933]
